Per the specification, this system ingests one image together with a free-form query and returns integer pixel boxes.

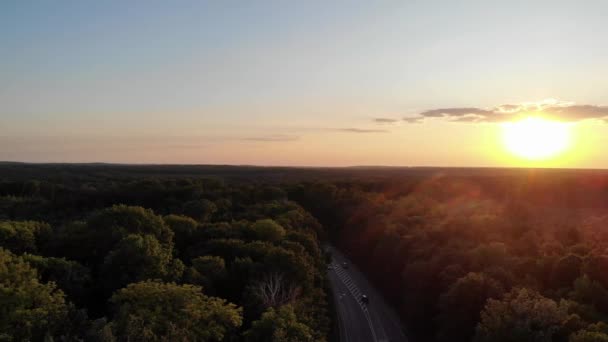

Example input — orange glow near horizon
[501,117,572,161]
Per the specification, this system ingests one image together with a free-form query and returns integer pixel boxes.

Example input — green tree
[163,214,198,257]
[552,254,583,289]
[192,255,227,279]
[85,205,174,264]
[225,257,256,303]
[182,199,217,222]
[185,255,227,295]
[437,272,504,342]
[469,242,510,271]
[474,288,571,342]
[192,238,247,262]
[100,234,184,292]
[0,248,69,341]
[250,219,286,243]
[584,255,608,289]
[22,254,91,304]
[570,331,608,342]
[50,221,93,264]
[244,305,313,342]
[263,246,313,290]
[0,220,51,254]
[570,275,608,314]
[570,323,608,342]
[285,231,321,261]
[109,281,242,341]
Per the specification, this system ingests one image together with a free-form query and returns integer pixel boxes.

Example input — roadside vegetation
[291,169,608,342]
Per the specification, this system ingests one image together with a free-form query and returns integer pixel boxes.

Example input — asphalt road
[327,246,408,342]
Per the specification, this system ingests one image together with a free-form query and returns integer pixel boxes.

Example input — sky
[2,0,608,167]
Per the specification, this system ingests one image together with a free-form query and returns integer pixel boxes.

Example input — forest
[0,164,330,341]
[3,163,608,341]
[291,167,608,342]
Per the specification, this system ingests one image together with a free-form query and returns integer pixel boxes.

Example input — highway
[327,246,409,342]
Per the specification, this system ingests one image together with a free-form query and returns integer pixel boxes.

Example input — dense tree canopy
[21,253,91,305]
[100,234,184,293]
[3,164,608,341]
[288,168,608,341]
[437,272,504,342]
[474,288,572,342]
[0,248,69,341]
[108,281,242,341]
[0,164,331,341]
[0,220,50,254]
[244,305,313,342]
[185,255,227,295]
[250,219,286,243]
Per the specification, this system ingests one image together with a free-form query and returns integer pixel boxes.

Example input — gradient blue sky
[2,1,608,166]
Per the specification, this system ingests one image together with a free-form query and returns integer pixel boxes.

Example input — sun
[501,117,571,160]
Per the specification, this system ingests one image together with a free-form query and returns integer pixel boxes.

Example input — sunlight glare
[502,117,571,160]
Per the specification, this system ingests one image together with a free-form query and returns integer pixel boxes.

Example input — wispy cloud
[403,117,424,124]
[404,99,608,123]
[373,118,399,124]
[242,134,299,142]
[336,128,389,133]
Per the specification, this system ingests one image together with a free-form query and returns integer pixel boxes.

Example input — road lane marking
[332,263,378,342]
[328,247,407,341]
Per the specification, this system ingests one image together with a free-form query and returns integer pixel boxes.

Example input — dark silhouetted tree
[437,272,504,342]
[182,199,217,222]
[552,254,583,289]
[184,255,227,295]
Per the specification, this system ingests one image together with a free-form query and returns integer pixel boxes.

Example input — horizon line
[1,160,607,172]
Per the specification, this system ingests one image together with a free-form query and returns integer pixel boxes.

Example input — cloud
[543,105,608,121]
[373,118,399,124]
[242,134,299,142]
[403,117,424,124]
[404,99,608,123]
[336,128,389,133]
[418,108,493,118]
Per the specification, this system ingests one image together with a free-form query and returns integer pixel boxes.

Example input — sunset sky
[2,1,608,167]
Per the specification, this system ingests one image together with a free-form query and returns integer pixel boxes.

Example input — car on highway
[342,262,348,269]
[361,294,369,304]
